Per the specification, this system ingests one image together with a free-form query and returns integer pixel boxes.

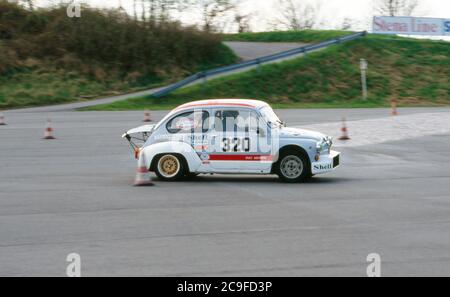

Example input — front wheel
[276,153,310,183]
[154,154,186,181]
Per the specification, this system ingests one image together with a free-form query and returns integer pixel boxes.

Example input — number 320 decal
[222,138,250,152]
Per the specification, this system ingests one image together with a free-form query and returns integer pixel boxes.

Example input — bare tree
[234,12,252,33]
[139,0,181,23]
[133,0,138,20]
[375,0,419,16]
[274,0,320,31]
[18,0,34,10]
[12,0,26,9]
[118,0,126,12]
[191,0,235,32]
[141,0,147,22]
[340,17,353,30]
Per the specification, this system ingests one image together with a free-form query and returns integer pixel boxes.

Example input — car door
[208,108,272,173]
[236,109,273,173]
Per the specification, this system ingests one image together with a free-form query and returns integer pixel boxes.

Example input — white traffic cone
[143,110,152,122]
[134,152,154,186]
[43,118,56,140]
[0,112,6,126]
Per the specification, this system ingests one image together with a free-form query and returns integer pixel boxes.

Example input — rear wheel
[155,154,186,181]
[276,152,310,183]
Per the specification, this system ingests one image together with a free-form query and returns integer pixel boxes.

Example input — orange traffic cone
[338,118,351,141]
[134,152,154,186]
[391,99,398,116]
[0,112,6,126]
[143,110,152,122]
[43,118,56,140]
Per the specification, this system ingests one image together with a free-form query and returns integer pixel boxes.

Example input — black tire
[275,151,311,183]
[154,154,186,181]
[186,172,200,178]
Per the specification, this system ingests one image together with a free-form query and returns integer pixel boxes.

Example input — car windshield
[260,106,283,127]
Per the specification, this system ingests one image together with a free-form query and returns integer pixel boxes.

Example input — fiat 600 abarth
[123,99,340,183]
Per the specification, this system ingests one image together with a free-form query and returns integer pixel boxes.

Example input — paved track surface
[1,107,450,276]
[224,42,309,61]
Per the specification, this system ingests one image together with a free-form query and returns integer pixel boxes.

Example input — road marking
[297,112,450,147]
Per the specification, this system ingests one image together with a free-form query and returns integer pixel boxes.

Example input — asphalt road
[224,42,309,61]
[1,107,450,276]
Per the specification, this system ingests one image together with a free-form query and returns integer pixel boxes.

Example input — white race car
[123,99,339,183]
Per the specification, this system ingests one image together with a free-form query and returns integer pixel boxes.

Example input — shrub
[0,1,236,80]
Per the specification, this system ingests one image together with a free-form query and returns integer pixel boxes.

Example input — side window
[239,110,259,132]
[214,109,258,132]
[214,110,240,132]
[166,111,209,134]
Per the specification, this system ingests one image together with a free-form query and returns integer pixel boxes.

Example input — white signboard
[373,16,450,36]
[445,19,450,36]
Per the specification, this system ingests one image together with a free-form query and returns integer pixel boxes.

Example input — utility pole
[360,58,368,100]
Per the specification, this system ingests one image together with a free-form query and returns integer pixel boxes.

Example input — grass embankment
[88,32,449,111]
[0,1,237,109]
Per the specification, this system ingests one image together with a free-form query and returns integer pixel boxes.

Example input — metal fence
[152,31,367,98]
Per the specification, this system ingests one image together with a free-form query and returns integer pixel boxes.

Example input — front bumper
[311,150,340,175]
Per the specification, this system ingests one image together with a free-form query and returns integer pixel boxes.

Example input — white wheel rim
[280,155,303,179]
[158,155,181,178]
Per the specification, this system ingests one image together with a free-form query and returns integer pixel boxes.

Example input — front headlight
[327,136,333,151]
[316,142,324,152]
[317,137,333,154]
[316,140,326,153]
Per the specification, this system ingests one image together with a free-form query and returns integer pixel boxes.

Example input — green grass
[222,30,353,43]
[81,97,388,111]
[0,44,237,109]
[87,33,450,111]
[0,68,162,109]
[0,2,239,109]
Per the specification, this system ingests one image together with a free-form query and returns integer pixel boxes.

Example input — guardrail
[152,31,367,98]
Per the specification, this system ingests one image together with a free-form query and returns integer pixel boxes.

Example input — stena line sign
[373,16,450,36]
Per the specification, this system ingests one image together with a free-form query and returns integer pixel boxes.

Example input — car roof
[173,99,269,112]
[156,99,271,130]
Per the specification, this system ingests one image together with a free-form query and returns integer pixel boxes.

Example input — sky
[32,0,450,32]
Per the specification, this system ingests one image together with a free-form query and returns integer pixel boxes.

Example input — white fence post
[360,58,368,100]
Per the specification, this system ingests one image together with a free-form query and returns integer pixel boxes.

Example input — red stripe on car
[209,155,273,161]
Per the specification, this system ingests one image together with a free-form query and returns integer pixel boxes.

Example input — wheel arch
[271,145,311,174]
[141,142,202,173]
[150,153,189,174]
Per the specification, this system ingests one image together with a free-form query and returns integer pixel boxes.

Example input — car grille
[333,155,340,168]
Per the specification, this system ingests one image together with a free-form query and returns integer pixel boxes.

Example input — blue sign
[444,21,450,33]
